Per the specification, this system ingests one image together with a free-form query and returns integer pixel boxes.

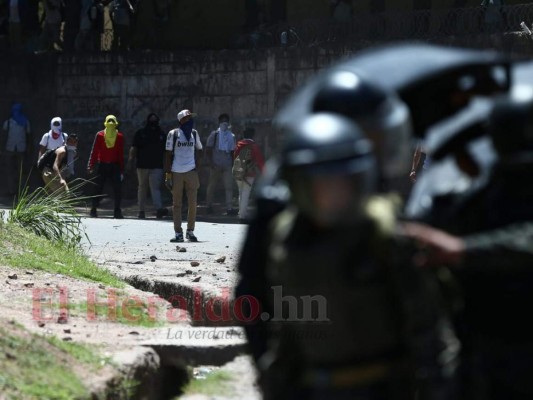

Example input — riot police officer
[402,87,533,400]
[236,70,414,373]
[242,111,458,400]
[236,42,525,400]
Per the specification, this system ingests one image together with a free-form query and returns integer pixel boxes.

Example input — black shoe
[170,232,184,243]
[90,208,97,218]
[156,208,168,219]
[114,209,124,219]
[186,230,198,242]
[226,208,238,216]
[138,211,145,219]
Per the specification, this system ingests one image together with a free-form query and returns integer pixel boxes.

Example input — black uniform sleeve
[462,222,533,274]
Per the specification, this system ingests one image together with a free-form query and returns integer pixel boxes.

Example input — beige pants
[42,167,67,194]
[172,170,199,233]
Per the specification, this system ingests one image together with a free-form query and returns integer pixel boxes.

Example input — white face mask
[66,145,77,151]
[219,122,229,131]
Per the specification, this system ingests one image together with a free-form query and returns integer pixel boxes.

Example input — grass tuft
[8,179,94,249]
[0,324,92,399]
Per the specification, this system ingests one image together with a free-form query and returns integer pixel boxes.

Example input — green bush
[8,179,93,249]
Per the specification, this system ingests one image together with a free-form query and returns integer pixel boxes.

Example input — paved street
[81,216,247,265]
[80,216,249,324]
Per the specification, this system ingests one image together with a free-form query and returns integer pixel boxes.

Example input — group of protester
[2,106,265,240]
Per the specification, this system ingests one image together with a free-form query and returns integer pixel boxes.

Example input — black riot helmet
[280,112,376,227]
[310,70,412,191]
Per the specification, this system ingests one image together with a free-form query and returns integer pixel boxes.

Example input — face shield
[356,95,414,191]
[285,154,377,228]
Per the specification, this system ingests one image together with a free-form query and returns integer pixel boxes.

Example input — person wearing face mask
[164,109,203,243]
[87,114,125,219]
[205,113,237,215]
[38,117,68,159]
[39,133,79,193]
[128,112,168,219]
[38,116,79,180]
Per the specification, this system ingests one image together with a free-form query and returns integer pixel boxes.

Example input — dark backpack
[37,149,57,171]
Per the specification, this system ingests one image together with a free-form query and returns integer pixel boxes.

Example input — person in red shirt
[87,114,125,219]
[233,127,265,222]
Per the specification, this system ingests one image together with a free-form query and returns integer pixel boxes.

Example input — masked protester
[128,112,168,219]
[38,116,79,180]
[205,113,237,215]
[233,127,265,222]
[164,109,203,243]
[39,117,69,159]
[40,134,79,193]
[87,114,125,219]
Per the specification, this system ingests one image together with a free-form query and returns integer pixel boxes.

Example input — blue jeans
[136,168,163,211]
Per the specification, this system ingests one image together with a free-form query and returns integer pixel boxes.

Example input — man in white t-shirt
[39,117,68,154]
[38,117,75,178]
[164,109,203,243]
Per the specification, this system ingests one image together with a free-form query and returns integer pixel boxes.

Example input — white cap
[177,109,196,122]
[51,116,62,127]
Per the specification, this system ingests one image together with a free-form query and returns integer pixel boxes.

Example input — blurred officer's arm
[401,221,533,273]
